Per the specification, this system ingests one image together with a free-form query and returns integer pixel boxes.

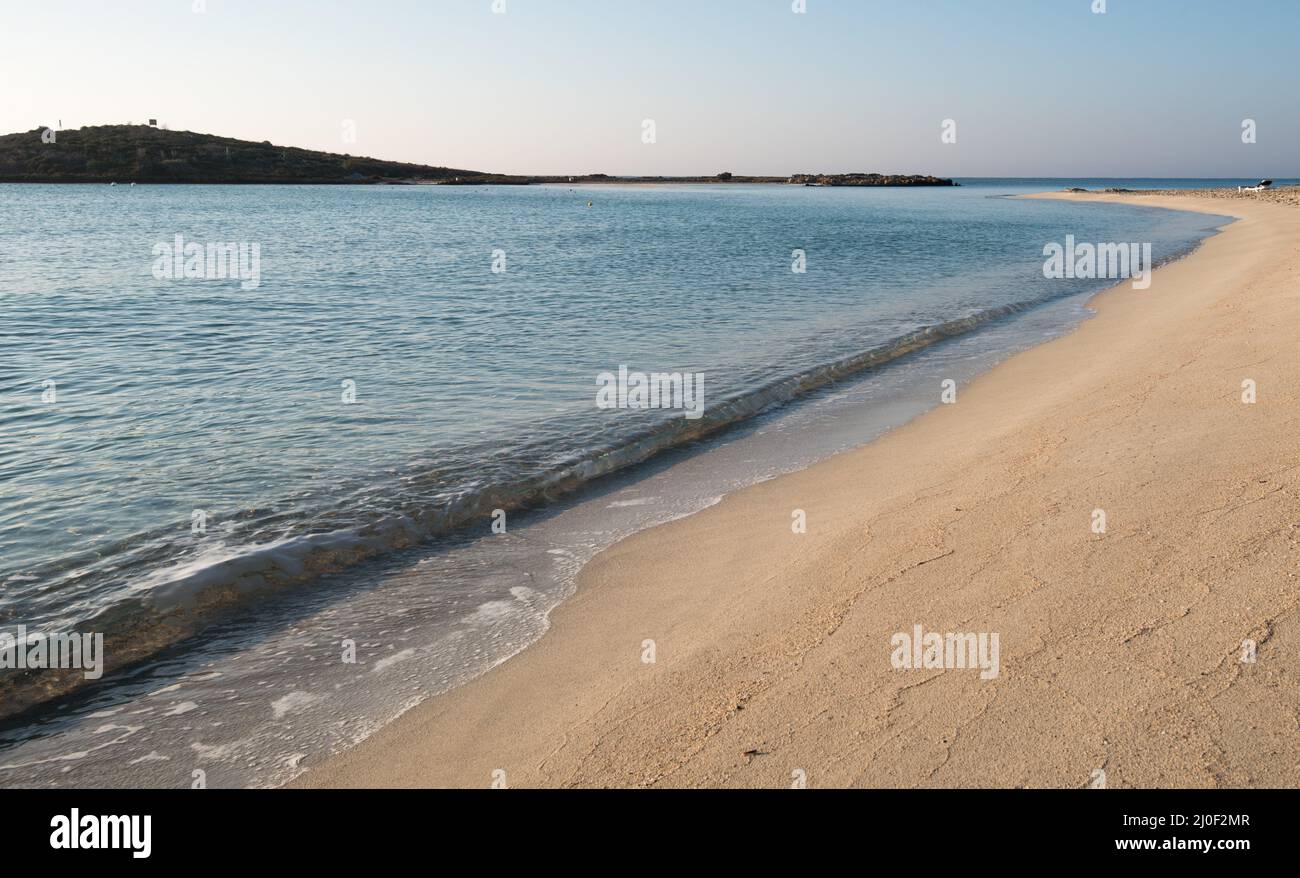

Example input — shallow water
[0,179,1235,785]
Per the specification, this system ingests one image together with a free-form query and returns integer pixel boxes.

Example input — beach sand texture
[297,192,1300,789]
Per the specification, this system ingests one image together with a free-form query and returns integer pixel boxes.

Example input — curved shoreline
[0,256,1161,725]
[295,192,1300,789]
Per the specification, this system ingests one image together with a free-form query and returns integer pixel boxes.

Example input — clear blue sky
[2,0,1296,177]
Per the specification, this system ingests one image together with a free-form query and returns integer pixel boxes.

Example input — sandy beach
[297,191,1300,789]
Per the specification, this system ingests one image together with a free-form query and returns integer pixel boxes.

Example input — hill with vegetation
[0,125,500,184]
[0,125,956,187]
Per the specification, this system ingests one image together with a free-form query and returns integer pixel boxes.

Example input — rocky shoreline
[452,172,956,187]
[1065,184,1300,207]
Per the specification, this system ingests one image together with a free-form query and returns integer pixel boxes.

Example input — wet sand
[296,191,1300,789]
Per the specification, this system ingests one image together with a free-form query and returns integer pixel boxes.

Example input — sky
[2,0,1297,177]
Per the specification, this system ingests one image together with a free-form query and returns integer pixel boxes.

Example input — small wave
[0,287,1130,721]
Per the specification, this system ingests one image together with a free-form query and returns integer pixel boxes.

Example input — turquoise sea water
[0,179,1240,785]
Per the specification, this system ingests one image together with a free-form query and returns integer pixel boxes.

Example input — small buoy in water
[109,182,116,186]
[587,200,593,208]
[130,182,136,187]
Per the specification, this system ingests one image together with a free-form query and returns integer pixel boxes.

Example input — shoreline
[296,191,1299,788]
[0,194,1157,729]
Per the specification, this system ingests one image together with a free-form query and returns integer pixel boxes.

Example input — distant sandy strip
[297,191,1300,788]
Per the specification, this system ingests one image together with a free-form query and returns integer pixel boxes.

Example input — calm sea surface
[0,179,1241,785]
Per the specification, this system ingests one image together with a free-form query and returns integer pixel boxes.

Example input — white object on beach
[1238,179,1273,192]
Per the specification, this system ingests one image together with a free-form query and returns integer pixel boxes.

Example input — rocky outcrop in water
[789,173,955,187]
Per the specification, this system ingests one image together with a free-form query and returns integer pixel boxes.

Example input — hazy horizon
[4,0,1298,178]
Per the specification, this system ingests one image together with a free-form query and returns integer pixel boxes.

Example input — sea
[0,178,1257,786]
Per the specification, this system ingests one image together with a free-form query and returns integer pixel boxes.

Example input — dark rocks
[788,173,955,187]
